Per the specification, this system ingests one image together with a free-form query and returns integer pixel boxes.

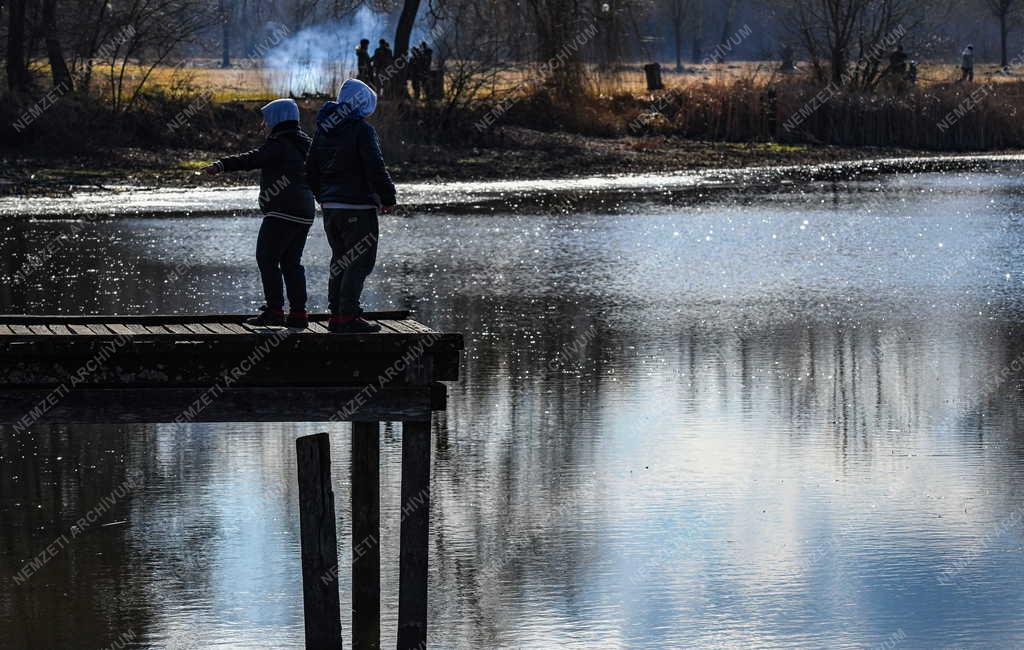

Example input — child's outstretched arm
[203,141,282,174]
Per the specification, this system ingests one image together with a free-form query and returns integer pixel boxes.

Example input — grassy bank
[2,68,1022,196]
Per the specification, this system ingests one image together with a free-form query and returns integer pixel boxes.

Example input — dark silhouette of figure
[356,38,371,84]
[409,45,423,99]
[889,45,908,75]
[780,45,795,72]
[371,39,394,96]
[960,45,975,82]
[409,42,432,100]
[420,42,432,76]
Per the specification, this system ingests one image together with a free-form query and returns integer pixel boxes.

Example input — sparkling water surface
[1,164,1024,649]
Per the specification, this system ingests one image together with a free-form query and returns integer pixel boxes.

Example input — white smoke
[262,7,390,96]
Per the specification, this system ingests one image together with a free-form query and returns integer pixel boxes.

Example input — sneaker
[246,307,285,326]
[286,310,309,329]
[328,316,382,334]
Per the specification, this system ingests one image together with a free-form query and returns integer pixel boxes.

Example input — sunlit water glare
[2,165,1024,648]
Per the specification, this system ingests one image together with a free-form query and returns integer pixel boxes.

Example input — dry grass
[123,58,1024,101]
[9,57,1024,155]
[27,54,1024,111]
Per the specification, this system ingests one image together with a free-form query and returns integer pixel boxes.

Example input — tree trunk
[392,0,420,99]
[690,0,703,63]
[831,46,845,85]
[7,0,30,92]
[673,19,683,72]
[43,0,73,89]
[394,0,420,60]
[719,0,738,50]
[220,0,232,68]
[1001,12,1009,68]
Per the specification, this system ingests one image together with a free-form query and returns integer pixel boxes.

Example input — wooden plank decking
[0,311,462,424]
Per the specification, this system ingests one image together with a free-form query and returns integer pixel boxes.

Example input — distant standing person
[780,45,795,72]
[409,45,421,99]
[305,79,397,333]
[960,45,974,82]
[410,44,428,100]
[203,99,315,328]
[414,41,433,100]
[889,44,908,75]
[356,38,372,84]
[371,39,394,95]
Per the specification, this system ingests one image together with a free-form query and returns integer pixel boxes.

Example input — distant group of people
[355,38,433,99]
[200,80,396,334]
[408,42,434,100]
[778,42,980,85]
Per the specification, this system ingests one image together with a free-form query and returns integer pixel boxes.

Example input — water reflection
[2,169,1024,647]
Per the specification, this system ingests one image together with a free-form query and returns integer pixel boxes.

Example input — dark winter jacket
[215,121,316,225]
[305,100,397,208]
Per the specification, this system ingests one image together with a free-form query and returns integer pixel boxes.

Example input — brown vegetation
[2,70,1022,163]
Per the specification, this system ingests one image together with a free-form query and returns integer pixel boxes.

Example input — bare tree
[985,0,1020,68]
[427,0,512,128]
[43,0,74,89]
[668,0,690,71]
[719,0,739,50]
[781,0,942,88]
[290,0,325,28]
[6,0,30,92]
[68,0,113,91]
[690,0,703,62]
[395,0,421,59]
[524,0,589,93]
[98,0,215,111]
[219,0,233,68]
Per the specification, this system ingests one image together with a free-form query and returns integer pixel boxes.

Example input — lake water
[2,162,1024,649]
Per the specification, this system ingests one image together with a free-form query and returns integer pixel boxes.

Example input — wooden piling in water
[0,313,464,649]
[398,420,431,650]
[352,422,381,650]
[297,432,343,650]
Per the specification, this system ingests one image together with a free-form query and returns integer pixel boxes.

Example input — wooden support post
[296,433,343,650]
[397,420,431,650]
[351,422,380,650]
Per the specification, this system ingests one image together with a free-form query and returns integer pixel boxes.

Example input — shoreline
[2,127,1014,201]
[3,150,1020,219]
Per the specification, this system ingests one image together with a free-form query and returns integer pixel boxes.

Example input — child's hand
[203,163,221,175]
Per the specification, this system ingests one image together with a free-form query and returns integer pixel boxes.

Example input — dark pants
[256,216,310,312]
[960,67,973,82]
[324,208,378,316]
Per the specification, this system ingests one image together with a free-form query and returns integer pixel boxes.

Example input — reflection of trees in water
[427,291,1024,645]
[0,419,307,648]
[428,290,611,645]
[0,424,156,648]
[671,318,1024,458]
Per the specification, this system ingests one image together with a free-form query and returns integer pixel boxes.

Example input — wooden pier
[0,311,464,650]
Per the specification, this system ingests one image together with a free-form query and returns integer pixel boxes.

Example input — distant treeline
[3,0,1024,154]
[1,0,1021,98]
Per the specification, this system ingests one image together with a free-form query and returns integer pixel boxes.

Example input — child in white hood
[305,80,397,334]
